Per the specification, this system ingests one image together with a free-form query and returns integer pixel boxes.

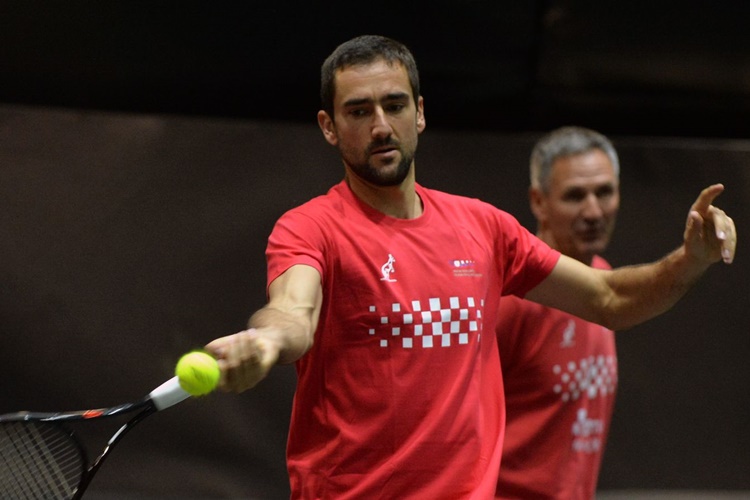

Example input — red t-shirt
[266,181,560,499]
[495,255,617,500]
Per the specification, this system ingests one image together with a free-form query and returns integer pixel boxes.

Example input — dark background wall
[1,1,749,498]
[2,1,750,139]
[2,105,748,498]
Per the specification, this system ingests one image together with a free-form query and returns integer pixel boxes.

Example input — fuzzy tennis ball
[175,351,220,396]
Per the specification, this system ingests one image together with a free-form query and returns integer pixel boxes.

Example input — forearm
[602,184,736,329]
[205,264,322,393]
[531,184,735,331]
[527,246,713,331]
[248,304,315,365]
[602,245,711,330]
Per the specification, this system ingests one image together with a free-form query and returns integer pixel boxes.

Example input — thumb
[684,210,704,244]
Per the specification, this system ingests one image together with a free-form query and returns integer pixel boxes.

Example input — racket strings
[1,422,84,499]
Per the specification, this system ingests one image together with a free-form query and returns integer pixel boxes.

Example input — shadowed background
[1,1,748,498]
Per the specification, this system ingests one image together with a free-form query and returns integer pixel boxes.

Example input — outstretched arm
[205,264,322,393]
[526,184,736,330]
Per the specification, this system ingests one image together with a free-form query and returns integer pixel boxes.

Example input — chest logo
[560,319,576,348]
[450,258,482,278]
[380,253,397,282]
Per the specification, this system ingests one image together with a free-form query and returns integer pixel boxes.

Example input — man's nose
[581,194,604,218]
[371,107,392,139]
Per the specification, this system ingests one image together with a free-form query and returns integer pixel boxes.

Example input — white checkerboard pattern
[368,296,484,348]
[552,355,618,402]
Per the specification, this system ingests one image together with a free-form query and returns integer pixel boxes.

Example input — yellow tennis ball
[175,351,220,396]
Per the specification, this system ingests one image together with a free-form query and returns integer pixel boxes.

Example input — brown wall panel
[1,104,747,497]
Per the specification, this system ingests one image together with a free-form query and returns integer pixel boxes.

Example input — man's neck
[344,169,423,219]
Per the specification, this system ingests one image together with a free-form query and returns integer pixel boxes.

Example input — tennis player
[205,35,736,499]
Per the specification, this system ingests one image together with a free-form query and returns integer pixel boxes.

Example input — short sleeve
[266,209,327,292]
[495,210,561,298]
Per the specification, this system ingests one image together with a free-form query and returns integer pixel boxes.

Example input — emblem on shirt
[571,408,604,453]
[560,319,576,348]
[450,258,482,278]
[380,253,397,282]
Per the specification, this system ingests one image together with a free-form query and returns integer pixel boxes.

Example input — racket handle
[149,376,191,410]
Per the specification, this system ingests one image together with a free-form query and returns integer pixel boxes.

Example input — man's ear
[317,110,338,146]
[416,96,426,133]
[529,186,546,222]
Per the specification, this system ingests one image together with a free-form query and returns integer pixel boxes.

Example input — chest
[319,219,500,351]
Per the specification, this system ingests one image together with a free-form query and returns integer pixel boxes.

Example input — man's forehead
[336,57,405,75]
[334,59,411,95]
[551,154,618,188]
[553,150,615,174]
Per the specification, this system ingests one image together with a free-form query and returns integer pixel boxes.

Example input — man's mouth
[370,145,397,155]
[577,224,606,240]
[369,146,399,161]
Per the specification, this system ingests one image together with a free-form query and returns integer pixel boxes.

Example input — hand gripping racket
[0,376,193,499]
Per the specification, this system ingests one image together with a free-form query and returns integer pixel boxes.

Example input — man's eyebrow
[383,92,410,101]
[342,92,411,108]
[342,97,373,107]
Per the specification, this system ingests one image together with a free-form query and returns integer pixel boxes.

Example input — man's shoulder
[418,184,483,204]
[417,184,506,215]
[418,185,529,243]
[283,182,348,217]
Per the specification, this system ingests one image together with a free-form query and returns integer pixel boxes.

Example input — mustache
[367,138,400,154]
[575,220,610,233]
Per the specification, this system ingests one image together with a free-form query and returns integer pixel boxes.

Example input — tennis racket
[0,376,192,499]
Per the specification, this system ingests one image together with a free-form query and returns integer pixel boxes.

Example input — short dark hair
[320,35,420,117]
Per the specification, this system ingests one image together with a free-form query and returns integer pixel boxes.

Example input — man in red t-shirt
[496,127,621,499]
[203,36,736,499]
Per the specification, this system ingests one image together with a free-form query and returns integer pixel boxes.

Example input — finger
[705,206,736,264]
[708,207,732,240]
[688,205,737,265]
[715,212,736,264]
[225,330,254,392]
[240,328,263,365]
[690,183,724,215]
[204,335,232,360]
[213,334,240,392]
[223,329,267,393]
[205,331,249,392]
[215,359,231,392]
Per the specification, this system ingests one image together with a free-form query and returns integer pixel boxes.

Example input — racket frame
[0,377,190,499]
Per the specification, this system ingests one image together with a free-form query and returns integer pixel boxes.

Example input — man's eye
[387,103,405,113]
[564,191,586,202]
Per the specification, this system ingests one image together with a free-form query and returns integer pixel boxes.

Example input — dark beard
[349,153,412,186]
[347,139,414,187]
